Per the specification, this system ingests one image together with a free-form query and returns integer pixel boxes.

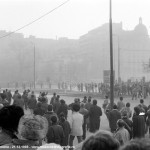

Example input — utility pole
[34,44,36,89]
[117,36,121,84]
[109,0,114,109]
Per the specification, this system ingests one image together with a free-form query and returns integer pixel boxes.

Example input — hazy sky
[0,0,150,39]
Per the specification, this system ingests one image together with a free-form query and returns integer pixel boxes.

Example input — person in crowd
[40,97,48,114]
[43,104,57,127]
[50,93,57,105]
[120,102,132,119]
[121,111,133,139]
[13,94,24,109]
[6,90,12,105]
[114,119,130,145]
[82,96,87,103]
[132,106,145,138]
[33,102,45,116]
[117,97,125,111]
[102,95,109,113]
[46,115,64,146]
[53,97,61,114]
[79,103,88,140]
[119,138,150,150]
[89,99,102,133]
[0,105,24,146]
[81,130,119,150]
[146,106,150,137]
[10,114,48,148]
[0,93,9,106]
[140,99,148,113]
[22,90,28,110]
[59,112,71,147]
[57,99,68,119]
[84,96,92,131]
[69,103,83,149]
[68,98,80,110]
[27,94,37,114]
[108,104,121,133]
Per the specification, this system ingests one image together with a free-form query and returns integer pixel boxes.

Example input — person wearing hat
[0,105,24,146]
[11,114,48,148]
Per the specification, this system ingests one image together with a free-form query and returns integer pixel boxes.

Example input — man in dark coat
[108,104,121,133]
[89,99,102,133]
[57,99,68,119]
[132,106,145,138]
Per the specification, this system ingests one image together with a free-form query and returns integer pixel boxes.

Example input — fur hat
[18,114,48,140]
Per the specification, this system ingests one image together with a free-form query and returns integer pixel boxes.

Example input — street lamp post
[33,44,36,89]
[109,0,114,109]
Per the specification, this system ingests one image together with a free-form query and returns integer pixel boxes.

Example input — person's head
[47,104,53,112]
[117,119,125,128]
[51,115,58,124]
[113,104,118,110]
[121,110,128,118]
[53,93,56,96]
[18,114,48,141]
[1,93,6,100]
[59,112,65,122]
[134,106,140,115]
[140,99,144,104]
[93,99,97,105]
[0,105,24,134]
[126,103,130,108]
[88,96,91,102]
[60,99,65,104]
[72,103,80,112]
[82,130,119,150]
[119,138,150,150]
[120,97,123,101]
[80,103,85,108]
[105,95,108,99]
[74,98,79,103]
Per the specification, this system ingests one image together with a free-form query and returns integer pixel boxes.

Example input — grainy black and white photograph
[0,0,150,149]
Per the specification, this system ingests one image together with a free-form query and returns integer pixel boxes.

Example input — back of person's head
[53,93,56,96]
[0,105,24,133]
[93,99,97,105]
[80,103,85,108]
[113,104,118,109]
[18,114,48,141]
[140,99,144,104]
[117,119,125,128]
[120,97,123,101]
[31,94,35,98]
[72,103,80,112]
[134,106,140,115]
[105,95,108,99]
[126,103,130,107]
[47,104,53,111]
[88,97,91,102]
[82,130,119,150]
[60,99,65,104]
[51,115,58,124]
[1,93,6,100]
[119,138,150,150]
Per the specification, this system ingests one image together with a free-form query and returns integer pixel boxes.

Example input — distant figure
[117,97,125,111]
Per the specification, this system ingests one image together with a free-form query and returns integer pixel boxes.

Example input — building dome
[134,17,148,36]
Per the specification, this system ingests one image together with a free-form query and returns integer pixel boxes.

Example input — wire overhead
[0,0,70,39]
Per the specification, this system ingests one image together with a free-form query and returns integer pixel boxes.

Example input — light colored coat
[69,112,83,136]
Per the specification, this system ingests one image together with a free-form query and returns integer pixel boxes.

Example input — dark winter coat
[89,105,102,133]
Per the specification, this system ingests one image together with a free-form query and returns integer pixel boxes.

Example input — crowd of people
[0,89,150,150]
